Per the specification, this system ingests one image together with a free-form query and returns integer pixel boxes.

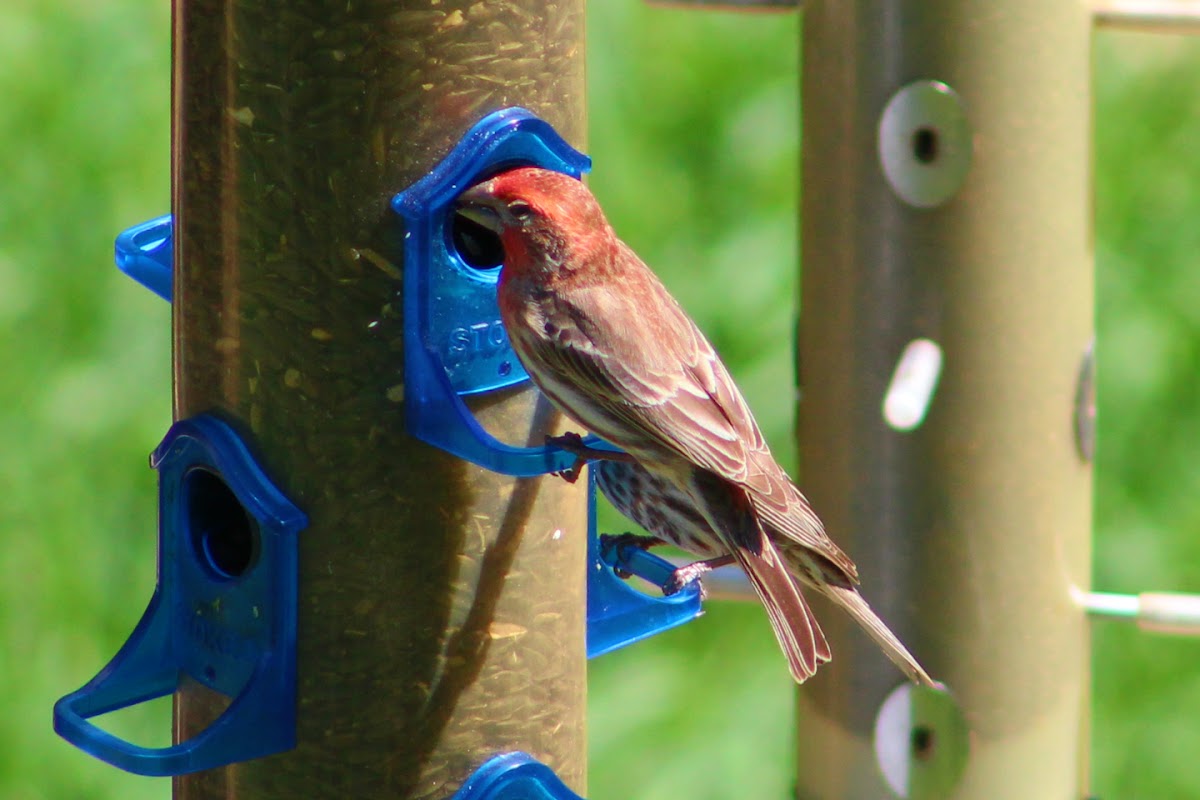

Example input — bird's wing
[533,266,754,475]
[529,251,856,576]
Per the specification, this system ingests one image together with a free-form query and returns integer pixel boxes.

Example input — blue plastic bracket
[391,107,599,477]
[54,414,306,776]
[452,752,585,800]
[585,469,702,658]
[114,214,173,302]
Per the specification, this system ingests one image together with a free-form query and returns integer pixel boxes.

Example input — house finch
[456,167,934,686]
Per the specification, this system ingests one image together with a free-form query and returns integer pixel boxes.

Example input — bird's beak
[455,182,503,234]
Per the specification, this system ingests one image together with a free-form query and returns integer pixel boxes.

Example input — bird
[456,166,935,686]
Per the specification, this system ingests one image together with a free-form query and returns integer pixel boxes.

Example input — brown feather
[731,542,831,683]
[814,583,937,688]
[692,476,831,682]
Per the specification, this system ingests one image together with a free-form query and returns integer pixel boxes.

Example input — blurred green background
[2,1,1199,798]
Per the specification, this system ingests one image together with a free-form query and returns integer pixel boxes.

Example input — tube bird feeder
[796,2,1093,797]
[171,3,589,797]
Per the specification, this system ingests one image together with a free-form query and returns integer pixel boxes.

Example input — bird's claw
[546,432,637,468]
[551,460,585,484]
[546,431,588,452]
[546,431,589,454]
[545,432,591,483]
[600,532,661,552]
[599,532,650,579]
[662,562,711,599]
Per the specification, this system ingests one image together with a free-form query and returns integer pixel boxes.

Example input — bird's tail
[731,540,831,683]
[690,469,831,683]
[817,583,938,688]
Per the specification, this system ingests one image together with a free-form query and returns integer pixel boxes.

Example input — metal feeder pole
[171,2,587,798]
[796,2,1093,797]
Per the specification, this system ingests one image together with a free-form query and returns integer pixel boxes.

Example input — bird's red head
[455,167,614,280]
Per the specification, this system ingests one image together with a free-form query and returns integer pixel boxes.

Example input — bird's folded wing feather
[528,259,855,577]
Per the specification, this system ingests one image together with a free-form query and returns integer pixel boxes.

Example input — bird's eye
[508,199,534,221]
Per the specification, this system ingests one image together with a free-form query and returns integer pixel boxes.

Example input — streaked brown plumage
[595,459,935,687]
[457,167,934,686]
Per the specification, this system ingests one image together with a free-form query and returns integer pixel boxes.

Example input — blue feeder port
[54,415,306,776]
[453,752,586,800]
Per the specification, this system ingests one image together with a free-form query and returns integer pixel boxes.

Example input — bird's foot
[600,532,664,577]
[545,432,637,469]
[550,457,586,484]
[546,431,588,453]
[545,432,587,483]
[662,555,736,597]
[601,532,663,552]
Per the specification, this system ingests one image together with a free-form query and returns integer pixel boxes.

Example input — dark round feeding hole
[911,725,936,761]
[912,126,940,164]
[186,468,258,579]
[498,361,512,377]
[451,211,504,270]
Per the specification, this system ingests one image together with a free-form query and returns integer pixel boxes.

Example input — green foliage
[1,1,1198,798]
[1,2,172,799]
[1093,31,1200,800]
